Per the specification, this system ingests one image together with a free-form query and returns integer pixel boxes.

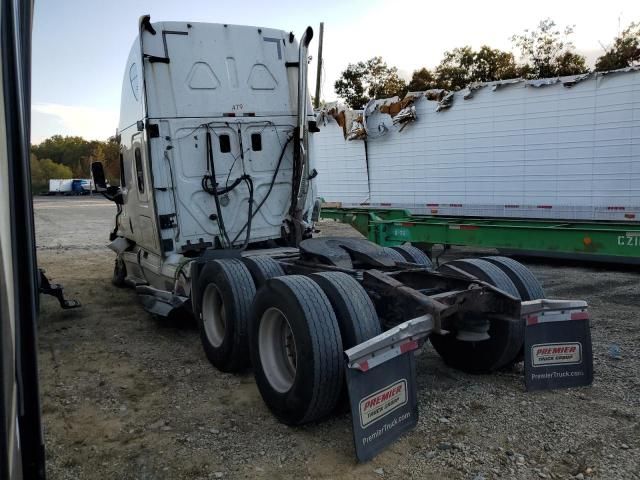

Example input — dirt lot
[35,196,639,480]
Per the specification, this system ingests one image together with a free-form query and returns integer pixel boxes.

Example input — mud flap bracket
[344,315,432,462]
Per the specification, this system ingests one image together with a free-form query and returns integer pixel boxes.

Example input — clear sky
[31,0,640,143]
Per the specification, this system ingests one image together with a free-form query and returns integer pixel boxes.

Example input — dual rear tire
[196,258,381,425]
[431,257,544,373]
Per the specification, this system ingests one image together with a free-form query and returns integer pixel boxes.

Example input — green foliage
[511,18,588,78]
[407,68,438,92]
[30,154,73,193]
[334,57,407,109]
[595,22,640,71]
[435,46,519,90]
[31,135,94,177]
[31,135,120,182]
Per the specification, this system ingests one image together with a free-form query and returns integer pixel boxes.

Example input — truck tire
[482,256,545,362]
[438,258,520,299]
[430,314,525,373]
[431,258,523,373]
[309,272,381,349]
[382,247,406,263]
[250,275,343,425]
[242,256,285,288]
[197,259,256,372]
[481,256,545,300]
[392,245,433,269]
[309,272,381,411]
[112,256,127,287]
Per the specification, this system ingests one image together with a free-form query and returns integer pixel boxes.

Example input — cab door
[129,131,161,254]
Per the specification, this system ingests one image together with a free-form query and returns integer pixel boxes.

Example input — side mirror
[91,161,107,191]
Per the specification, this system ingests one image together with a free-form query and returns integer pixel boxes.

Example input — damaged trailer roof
[313,67,640,222]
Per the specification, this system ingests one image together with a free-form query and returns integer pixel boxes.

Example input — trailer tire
[432,258,523,372]
[112,256,127,287]
[197,259,256,372]
[382,247,407,263]
[392,245,433,269]
[250,275,343,425]
[242,256,285,288]
[481,256,545,300]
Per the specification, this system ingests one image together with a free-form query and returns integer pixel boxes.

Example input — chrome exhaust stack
[293,27,313,224]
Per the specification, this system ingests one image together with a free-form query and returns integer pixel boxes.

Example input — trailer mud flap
[521,300,593,391]
[344,316,433,462]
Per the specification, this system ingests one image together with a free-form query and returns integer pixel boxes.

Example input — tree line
[335,19,640,109]
[30,135,119,193]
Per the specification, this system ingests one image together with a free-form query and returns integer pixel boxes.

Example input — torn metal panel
[392,105,417,131]
[423,89,449,101]
[561,72,590,87]
[345,111,366,140]
[490,78,522,91]
[435,91,454,112]
[461,82,485,100]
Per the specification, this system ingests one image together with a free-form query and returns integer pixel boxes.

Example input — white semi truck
[91,16,593,460]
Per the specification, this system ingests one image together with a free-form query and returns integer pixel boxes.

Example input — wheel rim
[202,284,226,348]
[258,307,297,393]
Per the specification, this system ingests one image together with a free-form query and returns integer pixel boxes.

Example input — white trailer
[48,178,73,194]
[91,16,592,461]
[48,178,92,195]
[314,68,640,222]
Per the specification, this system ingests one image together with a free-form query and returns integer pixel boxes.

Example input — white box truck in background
[48,178,93,195]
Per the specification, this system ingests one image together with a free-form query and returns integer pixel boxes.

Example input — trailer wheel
[197,259,256,372]
[481,256,545,300]
[432,258,523,372]
[111,256,127,287]
[242,256,285,288]
[392,245,433,269]
[250,275,343,425]
[382,247,406,263]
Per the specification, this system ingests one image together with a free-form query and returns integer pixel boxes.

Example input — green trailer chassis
[321,207,640,263]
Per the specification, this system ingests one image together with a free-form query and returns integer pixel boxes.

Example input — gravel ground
[35,196,639,480]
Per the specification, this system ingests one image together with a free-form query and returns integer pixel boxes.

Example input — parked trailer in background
[314,68,640,222]
[48,178,92,195]
[92,16,593,462]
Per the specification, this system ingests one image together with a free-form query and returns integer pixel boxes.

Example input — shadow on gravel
[153,307,198,331]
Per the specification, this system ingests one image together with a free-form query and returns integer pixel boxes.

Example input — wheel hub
[259,307,297,393]
[202,284,226,347]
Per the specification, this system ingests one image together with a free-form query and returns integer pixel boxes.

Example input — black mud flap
[344,316,433,462]
[521,300,593,391]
